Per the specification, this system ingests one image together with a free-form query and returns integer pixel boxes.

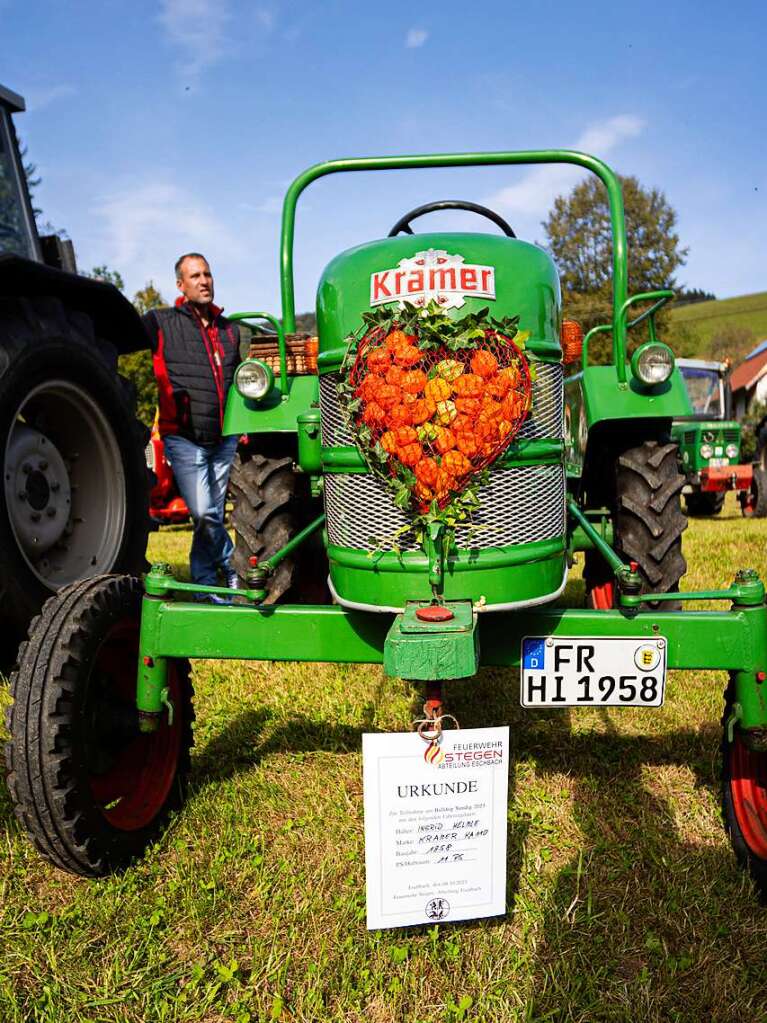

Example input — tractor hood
[316,232,561,355]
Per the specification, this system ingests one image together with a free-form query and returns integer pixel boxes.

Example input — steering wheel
[387,200,516,238]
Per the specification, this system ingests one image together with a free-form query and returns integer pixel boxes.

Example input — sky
[4,0,766,317]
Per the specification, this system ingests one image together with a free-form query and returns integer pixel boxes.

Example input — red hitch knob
[416,605,454,623]
[249,556,259,566]
[630,561,639,573]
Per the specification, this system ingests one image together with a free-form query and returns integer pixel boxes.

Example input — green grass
[669,291,767,356]
[3,499,767,1021]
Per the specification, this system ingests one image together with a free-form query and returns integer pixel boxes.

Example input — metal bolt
[46,508,56,518]
[546,638,554,647]
[30,512,41,522]
[17,491,26,501]
[657,640,665,649]
[50,481,60,492]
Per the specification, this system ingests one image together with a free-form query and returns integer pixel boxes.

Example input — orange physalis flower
[424,377,451,403]
[442,450,472,477]
[358,374,384,402]
[385,364,406,387]
[363,402,386,426]
[498,365,520,389]
[414,457,439,488]
[479,398,503,421]
[387,403,413,428]
[410,397,437,425]
[455,397,481,417]
[475,418,498,444]
[397,441,423,467]
[400,369,427,394]
[434,427,456,454]
[381,431,398,454]
[452,374,484,398]
[485,374,512,400]
[452,415,473,435]
[471,349,498,378]
[498,419,513,440]
[375,383,400,410]
[435,468,455,501]
[393,426,418,447]
[384,330,414,351]
[393,345,423,368]
[367,347,390,373]
[456,432,479,458]
[414,481,434,506]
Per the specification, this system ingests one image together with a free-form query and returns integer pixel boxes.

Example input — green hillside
[668,291,767,359]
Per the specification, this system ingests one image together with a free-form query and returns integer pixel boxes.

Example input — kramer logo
[370,249,496,310]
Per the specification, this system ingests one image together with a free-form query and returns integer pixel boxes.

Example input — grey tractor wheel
[229,447,328,603]
[0,296,149,662]
[5,575,193,877]
[721,676,767,902]
[685,490,725,517]
[585,438,687,609]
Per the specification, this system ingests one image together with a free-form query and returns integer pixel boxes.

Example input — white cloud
[240,196,283,214]
[405,27,429,48]
[159,0,230,79]
[486,114,645,215]
[24,84,78,113]
[91,181,245,297]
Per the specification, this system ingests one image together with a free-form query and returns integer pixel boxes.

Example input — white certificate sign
[362,726,509,930]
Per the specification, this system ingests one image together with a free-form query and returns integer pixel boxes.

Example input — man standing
[143,253,241,599]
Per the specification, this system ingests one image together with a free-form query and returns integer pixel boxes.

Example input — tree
[542,175,688,362]
[121,281,167,426]
[89,265,125,291]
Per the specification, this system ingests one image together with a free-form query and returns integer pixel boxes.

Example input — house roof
[731,347,767,393]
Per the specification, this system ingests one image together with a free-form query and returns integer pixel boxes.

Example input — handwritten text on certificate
[362,726,509,930]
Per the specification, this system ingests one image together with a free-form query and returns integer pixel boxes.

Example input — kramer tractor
[0,83,149,662]
[672,357,757,517]
[7,151,767,903]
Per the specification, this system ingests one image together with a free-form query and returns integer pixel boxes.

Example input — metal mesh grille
[319,362,563,446]
[325,464,565,551]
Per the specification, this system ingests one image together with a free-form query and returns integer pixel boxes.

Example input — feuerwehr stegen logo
[370,249,496,310]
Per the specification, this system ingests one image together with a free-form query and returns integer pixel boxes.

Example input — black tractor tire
[5,575,192,877]
[685,490,725,517]
[584,439,687,609]
[229,446,328,604]
[721,676,767,902]
[740,466,767,519]
[0,296,149,662]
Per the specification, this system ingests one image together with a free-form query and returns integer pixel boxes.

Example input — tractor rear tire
[685,490,725,517]
[229,448,328,603]
[740,467,767,518]
[721,676,767,902]
[4,574,192,877]
[0,296,149,663]
[585,439,687,609]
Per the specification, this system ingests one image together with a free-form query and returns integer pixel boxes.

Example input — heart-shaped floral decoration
[339,304,533,518]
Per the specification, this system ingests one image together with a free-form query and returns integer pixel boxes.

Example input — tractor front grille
[325,464,565,552]
[320,361,565,553]
[319,362,564,447]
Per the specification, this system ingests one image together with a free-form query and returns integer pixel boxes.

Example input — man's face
[177,257,214,306]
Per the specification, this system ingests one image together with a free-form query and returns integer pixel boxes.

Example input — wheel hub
[4,423,71,556]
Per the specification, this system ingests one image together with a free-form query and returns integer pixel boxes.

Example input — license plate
[520,637,666,707]
[709,458,728,467]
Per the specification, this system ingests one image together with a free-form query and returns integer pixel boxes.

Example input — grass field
[2,500,767,1022]
[669,291,767,357]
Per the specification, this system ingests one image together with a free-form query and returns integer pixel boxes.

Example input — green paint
[383,601,478,680]
[223,373,316,434]
[672,420,741,473]
[228,311,288,395]
[297,409,322,472]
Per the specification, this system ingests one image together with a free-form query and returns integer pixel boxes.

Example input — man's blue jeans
[163,434,238,587]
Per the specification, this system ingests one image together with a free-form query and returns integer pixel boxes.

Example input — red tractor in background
[145,414,190,527]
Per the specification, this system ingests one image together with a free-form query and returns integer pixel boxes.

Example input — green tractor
[7,151,767,904]
[0,84,149,663]
[671,358,754,516]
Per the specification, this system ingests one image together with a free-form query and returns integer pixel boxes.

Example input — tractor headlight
[726,443,739,459]
[235,359,274,400]
[631,342,675,386]
[700,443,714,459]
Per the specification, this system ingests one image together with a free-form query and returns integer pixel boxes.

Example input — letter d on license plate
[520,637,666,707]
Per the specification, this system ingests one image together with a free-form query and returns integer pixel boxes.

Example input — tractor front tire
[0,296,149,662]
[721,677,767,902]
[229,447,329,604]
[5,575,192,877]
[685,490,725,517]
[585,439,687,609]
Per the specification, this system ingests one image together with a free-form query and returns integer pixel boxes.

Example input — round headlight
[235,359,274,400]
[726,443,739,459]
[631,342,675,385]
[700,443,714,459]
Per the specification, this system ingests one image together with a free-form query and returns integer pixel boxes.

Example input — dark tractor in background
[0,83,149,662]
